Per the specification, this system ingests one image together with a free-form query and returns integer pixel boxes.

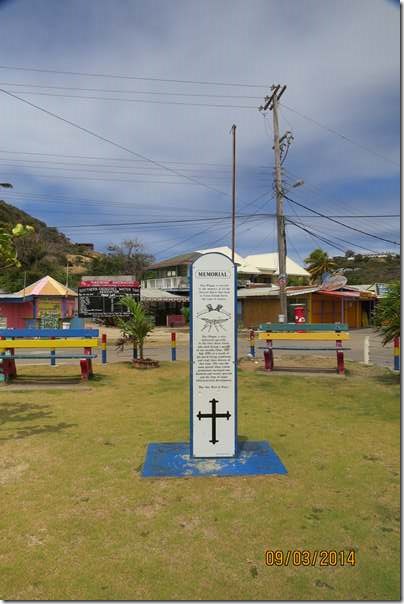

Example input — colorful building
[238,284,377,329]
[0,276,77,328]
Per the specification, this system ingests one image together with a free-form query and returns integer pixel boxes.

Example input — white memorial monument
[190,252,237,457]
[141,251,287,478]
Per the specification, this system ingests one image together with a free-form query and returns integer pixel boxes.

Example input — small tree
[0,223,34,270]
[373,282,400,345]
[115,296,154,360]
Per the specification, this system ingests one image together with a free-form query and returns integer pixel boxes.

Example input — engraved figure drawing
[197,304,231,332]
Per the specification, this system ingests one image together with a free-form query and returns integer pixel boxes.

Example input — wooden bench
[0,328,99,383]
[256,323,351,375]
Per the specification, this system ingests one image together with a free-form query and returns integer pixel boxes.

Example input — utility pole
[259,85,288,321]
[230,124,237,263]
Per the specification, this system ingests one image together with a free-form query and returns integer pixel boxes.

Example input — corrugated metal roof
[148,247,308,276]
[141,288,188,302]
[148,251,201,270]
[237,285,319,298]
[244,253,310,277]
[14,275,77,297]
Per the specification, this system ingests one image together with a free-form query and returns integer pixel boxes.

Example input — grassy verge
[0,361,400,600]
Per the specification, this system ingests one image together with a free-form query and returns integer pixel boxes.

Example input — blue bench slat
[0,328,99,338]
[258,322,349,332]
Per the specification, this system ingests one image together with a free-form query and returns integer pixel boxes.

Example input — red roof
[318,289,360,298]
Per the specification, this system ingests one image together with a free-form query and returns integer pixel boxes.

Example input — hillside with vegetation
[304,247,400,286]
[332,251,400,285]
[0,200,154,293]
[0,199,79,292]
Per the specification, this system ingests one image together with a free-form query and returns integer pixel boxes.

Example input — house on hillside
[142,246,309,294]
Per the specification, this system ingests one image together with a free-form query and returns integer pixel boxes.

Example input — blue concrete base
[141,440,287,478]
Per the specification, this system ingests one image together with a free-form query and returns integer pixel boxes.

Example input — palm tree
[373,282,400,345]
[115,296,154,360]
[304,248,337,284]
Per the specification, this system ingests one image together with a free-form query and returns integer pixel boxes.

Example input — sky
[0,0,400,266]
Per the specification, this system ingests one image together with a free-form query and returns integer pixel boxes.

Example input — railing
[141,276,189,290]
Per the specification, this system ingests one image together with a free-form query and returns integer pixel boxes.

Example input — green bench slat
[258,322,349,332]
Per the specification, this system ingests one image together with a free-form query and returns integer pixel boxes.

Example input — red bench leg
[264,341,274,372]
[336,339,345,374]
[80,359,89,380]
[3,357,12,382]
[84,347,93,378]
[9,348,17,377]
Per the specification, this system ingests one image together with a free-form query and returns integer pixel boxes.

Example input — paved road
[140,328,394,369]
[11,328,394,370]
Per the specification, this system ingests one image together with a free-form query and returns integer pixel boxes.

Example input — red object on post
[294,305,306,323]
[294,304,306,333]
[166,314,185,327]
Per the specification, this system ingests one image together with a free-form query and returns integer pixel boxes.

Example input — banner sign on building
[78,280,141,318]
[190,253,237,458]
[37,300,62,318]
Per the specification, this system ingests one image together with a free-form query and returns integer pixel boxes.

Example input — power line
[1,66,397,166]
[0,65,268,88]
[0,159,241,174]
[286,215,379,254]
[283,166,385,227]
[0,81,262,99]
[0,162,272,182]
[284,193,400,246]
[286,217,347,254]
[152,190,275,258]
[281,102,399,168]
[4,172,252,186]
[0,148,240,168]
[5,190,397,219]
[0,88,230,197]
[284,197,379,255]
[54,212,278,229]
[3,89,256,109]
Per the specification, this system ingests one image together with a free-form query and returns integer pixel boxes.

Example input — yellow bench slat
[0,338,98,349]
[257,332,350,341]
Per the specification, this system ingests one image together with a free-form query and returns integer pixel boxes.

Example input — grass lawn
[0,360,400,600]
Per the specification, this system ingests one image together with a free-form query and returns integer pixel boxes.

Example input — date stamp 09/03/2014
[265,550,356,567]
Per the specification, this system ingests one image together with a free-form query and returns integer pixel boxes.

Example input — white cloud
[0,0,399,258]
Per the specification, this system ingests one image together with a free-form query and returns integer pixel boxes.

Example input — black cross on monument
[197,398,231,445]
